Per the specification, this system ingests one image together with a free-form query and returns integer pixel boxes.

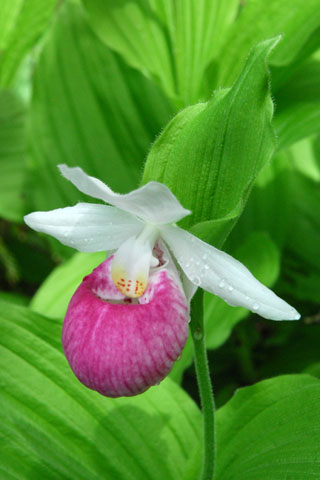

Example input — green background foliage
[1,0,320,478]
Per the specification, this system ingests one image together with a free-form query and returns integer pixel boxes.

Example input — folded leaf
[143,38,278,239]
[0,301,201,480]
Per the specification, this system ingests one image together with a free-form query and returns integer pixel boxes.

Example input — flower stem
[190,289,216,480]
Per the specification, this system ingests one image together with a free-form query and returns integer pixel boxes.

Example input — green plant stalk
[190,289,216,480]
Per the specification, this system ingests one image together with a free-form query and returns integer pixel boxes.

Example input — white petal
[155,238,186,297]
[58,164,190,224]
[111,225,159,298]
[24,203,144,252]
[181,272,198,303]
[160,225,300,321]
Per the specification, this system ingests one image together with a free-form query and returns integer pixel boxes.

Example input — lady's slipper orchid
[24,165,300,397]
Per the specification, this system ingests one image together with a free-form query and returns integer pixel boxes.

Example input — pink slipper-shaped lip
[62,255,189,397]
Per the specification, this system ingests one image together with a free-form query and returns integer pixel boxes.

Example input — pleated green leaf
[280,167,320,303]
[216,0,320,88]
[0,90,27,222]
[81,0,175,100]
[152,0,239,105]
[274,60,320,149]
[170,231,280,383]
[81,0,238,105]
[143,38,278,240]
[29,2,173,213]
[216,375,320,479]
[0,0,57,87]
[228,151,294,251]
[31,251,106,319]
[0,301,201,480]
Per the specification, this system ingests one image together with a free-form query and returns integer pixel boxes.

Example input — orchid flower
[24,165,300,397]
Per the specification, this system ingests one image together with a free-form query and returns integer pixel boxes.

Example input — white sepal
[59,164,191,224]
[24,203,144,252]
[160,225,300,321]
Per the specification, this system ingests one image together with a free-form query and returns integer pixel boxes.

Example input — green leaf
[278,164,320,303]
[153,0,239,105]
[81,0,238,105]
[0,0,57,87]
[217,0,320,88]
[216,375,320,479]
[290,136,320,182]
[304,362,320,379]
[0,90,27,222]
[0,291,29,306]
[81,0,176,100]
[228,151,294,250]
[29,2,173,213]
[0,300,201,480]
[258,323,320,379]
[274,60,320,149]
[31,251,106,319]
[286,172,320,272]
[143,38,278,241]
[170,231,280,383]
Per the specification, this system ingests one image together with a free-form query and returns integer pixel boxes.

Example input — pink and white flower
[24,165,300,396]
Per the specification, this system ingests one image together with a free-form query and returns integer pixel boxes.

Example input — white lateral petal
[181,272,198,304]
[58,164,191,224]
[24,203,144,252]
[160,225,300,321]
[155,239,186,298]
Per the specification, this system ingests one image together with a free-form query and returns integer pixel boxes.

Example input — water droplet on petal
[190,275,201,286]
[253,303,260,311]
[202,254,208,261]
[204,264,209,270]
[219,279,225,288]
[228,285,234,292]
[245,295,250,300]
[185,262,190,268]
[295,313,300,320]
[63,232,69,238]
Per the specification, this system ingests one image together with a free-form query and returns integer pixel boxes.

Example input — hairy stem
[190,289,216,480]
